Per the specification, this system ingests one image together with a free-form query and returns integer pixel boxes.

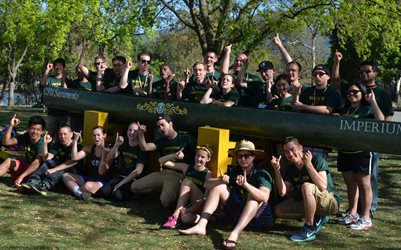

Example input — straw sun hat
[228,140,265,158]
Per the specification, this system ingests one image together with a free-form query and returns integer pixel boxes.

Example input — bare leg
[302,183,317,226]
[172,179,192,218]
[224,198,262,248]
[62,172,84,192]
[179,184,229,235]
[14,158,41,186]
[342,171,359,215]
[0,158,13,176]
[356,173,372,220]
[83,181,103,194]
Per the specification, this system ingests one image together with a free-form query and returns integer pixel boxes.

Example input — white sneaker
[339,213,359,225]
[350,217,372,230]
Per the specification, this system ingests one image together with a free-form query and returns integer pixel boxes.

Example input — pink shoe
[163,215,178,229]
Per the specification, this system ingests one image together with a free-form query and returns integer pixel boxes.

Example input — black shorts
[337,151,373,175]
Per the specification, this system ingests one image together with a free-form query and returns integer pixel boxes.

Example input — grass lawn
[0,106,400,249]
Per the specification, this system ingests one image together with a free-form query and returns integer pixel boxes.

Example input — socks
[72,186,83,198]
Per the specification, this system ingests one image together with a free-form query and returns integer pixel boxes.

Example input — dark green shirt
[152,79,178,100]
[228,164,273,201]
[300,85,342,113]
[268,96,293,111]
[284,156,341,205]
[116,142,147,176]
[185,166,209,192]
[128,70,160,97]
[155,132,197,165]
[210,86,240,106]
[16,133,44,163]
[182,80,210,103]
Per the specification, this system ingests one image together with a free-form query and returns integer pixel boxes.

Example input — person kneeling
[180,140,274,250]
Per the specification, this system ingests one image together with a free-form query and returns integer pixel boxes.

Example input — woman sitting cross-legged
[179,140,275,250]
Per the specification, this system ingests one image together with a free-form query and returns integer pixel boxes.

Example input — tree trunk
[8,76,15,106]
[7,44,28,106]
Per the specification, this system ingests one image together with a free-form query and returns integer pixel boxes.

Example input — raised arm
[220,44,232,75]
[273,34,293,64]
[70,131,89,161]
[40,62,53,87]
[105,132,124,163]
[158,149,190,174]
[42,132,54,161]
[365,91,385,121]
[200,87,213,104]
[137,122,157,151]
[302,151,327,191]
[271,155,291,197]
[78,42,90,77]
[119,61,132,90]
[236,169,270,202]
[332,50,342,89]
[2,114,19,146]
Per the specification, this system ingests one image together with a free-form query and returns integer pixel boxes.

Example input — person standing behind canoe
[40,58,70,138]
[177,62,212,103]
[200,74,240,107]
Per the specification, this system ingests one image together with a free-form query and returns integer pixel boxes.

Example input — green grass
[0,107,401,249]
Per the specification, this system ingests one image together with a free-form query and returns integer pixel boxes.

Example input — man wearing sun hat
[180,139,274,249]
[272,136,340,242]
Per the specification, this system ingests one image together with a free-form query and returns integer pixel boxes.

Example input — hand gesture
[273,33,282,47]
[219,169,230,184]
[365,91,376,104]
[83,41,90,50]
[114,132,124,146]
[10,114,20,127]
[301,150,312,165]
[291,84,302,97]
[271,155,282,171]
[137,122,146,134]
[175,148,184,160]
[126,60,133,70]
[224,44,232,53]
[178,80,186,91]
[44,132,53,144]
[46,62,53,73]
[73,131,82,142]
[236,169,247,186]
[334,50,343,63]
[184,68,191,82]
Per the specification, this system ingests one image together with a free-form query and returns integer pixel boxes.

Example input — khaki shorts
[276,184,339,216]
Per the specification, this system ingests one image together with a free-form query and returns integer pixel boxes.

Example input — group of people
[1,34,394,248]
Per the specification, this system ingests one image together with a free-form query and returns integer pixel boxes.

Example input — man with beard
[131,114,197,207]
[40,58,70,137]
[152,64,178,100]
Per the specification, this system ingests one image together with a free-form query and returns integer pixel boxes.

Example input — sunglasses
[141,59,151,64]
[359,70,372,74]
[236,153,254,159]
[312,72,327,77]
[94,62,104,65]
[347,90,361,95]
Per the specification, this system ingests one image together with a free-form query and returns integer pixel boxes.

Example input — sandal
[223,239,237,250]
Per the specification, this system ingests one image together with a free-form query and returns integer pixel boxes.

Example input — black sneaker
[31,182,48,196]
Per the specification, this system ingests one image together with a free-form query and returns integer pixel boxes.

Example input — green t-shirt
[284,156,341,205]
[182,80,210,103]
[268,96,293,111]
[88,69,116,89]
[116,142,147,176]
[185,166,209,192]
[206,70,221,81]
[49,141,82,163]
[155,132,197,165]
[210,86,240,106]
[16,133,44,164]
[339,103,373,119]
[300,85,342,112]
[228,164,273,201]
[128,70,160,97]
[236,72,263,107]
[69,79,93,91]
[152,79,178,100]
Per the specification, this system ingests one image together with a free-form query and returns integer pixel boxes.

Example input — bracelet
[96,77,103,81]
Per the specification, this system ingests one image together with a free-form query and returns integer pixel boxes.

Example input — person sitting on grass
[131,114,197,208]
[200,74,240,107]
[21,126,81,196]
[162,144,213,229]
[98,122,147,202]
[62,126,110,200]
[0,115,46,187]
[335,81,384,230]
[272,136,340,242]
[179,140,274,250]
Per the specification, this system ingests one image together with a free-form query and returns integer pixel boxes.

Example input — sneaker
[350,217,372,230]
[20,183,33,190]
[162,215,178,229]
[339,213,359,225]
[290,225,316,242]
[81,191,92,201]
[314,216,329,233]
[30,182,48,196]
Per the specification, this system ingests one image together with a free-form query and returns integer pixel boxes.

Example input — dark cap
[257,61,274,72]
[156,114,172,123]
[312,64,330,76]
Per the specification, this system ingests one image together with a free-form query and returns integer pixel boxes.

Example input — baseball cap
[257,61,274,72]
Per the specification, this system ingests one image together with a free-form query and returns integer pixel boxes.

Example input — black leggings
[95,177,134,202]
